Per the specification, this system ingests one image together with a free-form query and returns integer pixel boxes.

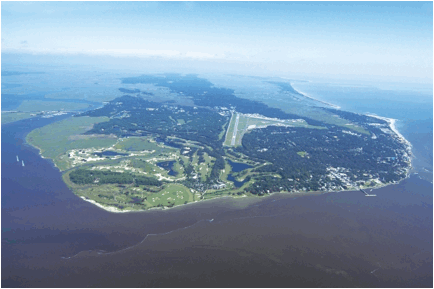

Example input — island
[26,73,412,212]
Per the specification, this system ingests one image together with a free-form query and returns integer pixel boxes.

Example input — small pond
[227,174,250,188]
[227,159,253,172]
[130,197,144,204]
[94,151,129,157]
[227,159,253,187]
[156,160,178,176]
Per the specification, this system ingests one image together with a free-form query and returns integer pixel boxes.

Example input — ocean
[1,76,433,287]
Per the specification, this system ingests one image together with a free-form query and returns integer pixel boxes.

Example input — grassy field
[172,160,185,175]
[220,162,232,182]
[26,116,116,170]
[233,114,249,145]
[113,137,161,151]
[64,169,194,211]
[16,100,90,112]
[2,101,91,125]
[279,104,370,135]
[177,118,185,125]
[145,183,193,207]
[1,112,35,124]
[229,93,370,135]
[218,120,229,140]
[198,152,214,181]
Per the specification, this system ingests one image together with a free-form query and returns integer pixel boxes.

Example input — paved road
[231,113,240,146]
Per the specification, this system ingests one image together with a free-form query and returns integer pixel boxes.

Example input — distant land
[24,73,412,212]
[1,71,45,77]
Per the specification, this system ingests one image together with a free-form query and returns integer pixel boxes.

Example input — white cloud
[183,51,220,59]
[89,49,181,58]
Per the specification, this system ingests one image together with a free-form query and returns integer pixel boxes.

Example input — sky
[1,1,433,83]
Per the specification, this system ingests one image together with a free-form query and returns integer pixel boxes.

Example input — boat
[22,160,25,167]
[16,155,19,162]
[360,188,376,197]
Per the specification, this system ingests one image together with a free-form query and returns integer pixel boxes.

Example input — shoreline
[289,82,341,109]
[80,196,134,213]
[74,112,414,214]
[365,113,414,172]
[288,81,412,147]
[22,81,414,214]
[78,171,413,214]
[365,113,413,149]
[288,80,413,159]
[24,139,59,169]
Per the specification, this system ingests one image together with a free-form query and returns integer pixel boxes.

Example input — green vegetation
[69,168,161,186]
[231,80,371,135]
[70,169,133,184]
[24,73,410,212]
[218,120,228,140]
[64,169,193,210]
[281,106,370,135]
[113,137,160,151]
[2,112,35,124]
[224,112,326,147]
[2,100,91,125]
[26,116,116,170]
[130,159,156,173]
[146,183,193,207]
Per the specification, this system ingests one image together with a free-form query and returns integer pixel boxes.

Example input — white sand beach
[289,83,341,109]
[366,113,412,150]
[80,196,134,213]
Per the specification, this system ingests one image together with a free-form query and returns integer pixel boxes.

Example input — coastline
[74,112,414,214]
[25,131,46,158]
[365,113,414,174]
[289,81,413,161]
[289,82,341,109]
[80,196,135,213]
[288,81,412,150]
[365,113,413,149]
[22,82,414,214]
[77,173,413,214]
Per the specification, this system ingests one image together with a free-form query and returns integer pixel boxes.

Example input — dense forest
[80,94,228,186]
[236,117,409,194]
[81,95,226,150]
[69,169,162,186]
[121,73,324,126]
[75,74,411,195]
